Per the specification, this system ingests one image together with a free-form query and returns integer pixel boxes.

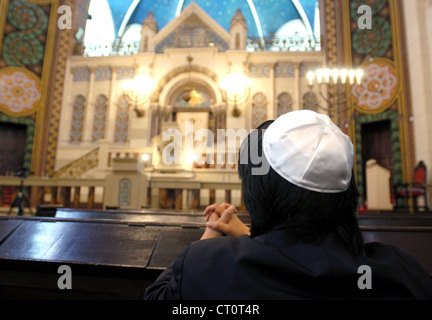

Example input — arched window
[302,92,319,112]
[277,92,293,117]
[114,94,130,143]
[235,33,240,49]
[70,95,86,143]
[119,178,131,207]
[252,92,267,129]
[92,95,108,142]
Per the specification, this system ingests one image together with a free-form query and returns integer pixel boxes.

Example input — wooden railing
[0,177,106,213]
[148,175,244,211]
[0,174,245,214]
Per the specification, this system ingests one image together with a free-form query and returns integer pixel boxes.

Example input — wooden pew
[54,208,252,226]
[357,215,432,227]
[360,226,432,276]
[0,213,431,299]
[0,216,202,299]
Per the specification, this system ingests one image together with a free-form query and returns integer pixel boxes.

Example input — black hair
[238,120,364,255]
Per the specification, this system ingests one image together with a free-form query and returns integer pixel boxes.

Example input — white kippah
[262,110,354,193]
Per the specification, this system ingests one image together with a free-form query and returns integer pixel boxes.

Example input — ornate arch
[152,64,220,105]
[156,66,222,106]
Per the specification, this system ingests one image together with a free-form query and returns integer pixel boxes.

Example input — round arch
[157,70,223,107]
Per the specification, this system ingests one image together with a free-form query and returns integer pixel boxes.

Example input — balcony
[72,33,322,57]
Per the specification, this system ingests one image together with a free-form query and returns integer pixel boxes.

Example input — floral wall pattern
[277,92,293,117]
[92,95,108,142]
[347,0,412,200]
[302,91,319,112]
[0,0,49,116]
[251,92,267,129]
[70,95,86,143]
[0,67,41,115]
[0,0,59,175]
[114,95,130,143]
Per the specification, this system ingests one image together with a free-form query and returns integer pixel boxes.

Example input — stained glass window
[302,91,319,112]
[119,178,131,206]
[252,92,267,129]
[277,92,293,117]
[92,95,108,142]
[70,95,86,143]
[114,95,130,143]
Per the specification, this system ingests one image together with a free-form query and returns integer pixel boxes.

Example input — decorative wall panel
[114,95,130,143]
[92,95,108,142]
[0,0,60,176]
[345,0,413,197]
[70,95,86,143]
[302,91,319,112]
[277,92,293,116]
[251,92,267,129]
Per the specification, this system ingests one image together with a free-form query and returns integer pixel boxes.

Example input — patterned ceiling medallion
[352,58,399,114]
[0,67,41,116]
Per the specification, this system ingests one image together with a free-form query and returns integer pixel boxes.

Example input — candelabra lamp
[122,75,154,118]
[220,73,252,117]
[306,67,364,127]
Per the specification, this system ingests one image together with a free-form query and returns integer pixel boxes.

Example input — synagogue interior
[0,0,431,299]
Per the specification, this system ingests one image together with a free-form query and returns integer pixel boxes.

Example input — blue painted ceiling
[105,0,319,37]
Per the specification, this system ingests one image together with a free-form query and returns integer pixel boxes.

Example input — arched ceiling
[100,0,319,38]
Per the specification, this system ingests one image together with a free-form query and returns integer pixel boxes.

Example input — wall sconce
[220,73,251,117]
[122,74,154,118]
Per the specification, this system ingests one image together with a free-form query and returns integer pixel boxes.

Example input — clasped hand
[200,203,251,240]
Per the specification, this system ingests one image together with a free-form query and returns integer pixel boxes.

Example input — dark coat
[144,229,432,300]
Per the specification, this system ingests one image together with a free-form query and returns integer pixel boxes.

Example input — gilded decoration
[0,66,41,116]
[352,58,399,113]
[0,0,60,175]
[54,147,99,178]
[45,0,72,176]
[175,89,211,108]
[347,0,413,192]
[1,0,49,72]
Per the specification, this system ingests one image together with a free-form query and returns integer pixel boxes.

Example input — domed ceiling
[84,0,320,44]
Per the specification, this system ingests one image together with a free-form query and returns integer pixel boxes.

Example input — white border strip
[291,0,314,37]
[175,0,185,16]
[117,0,143,37]
[246,0,264,39]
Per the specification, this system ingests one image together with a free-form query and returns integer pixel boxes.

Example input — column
[294,63,301,111]
[269,63,275,120]
[83,67,96,143]
[106,66,118,143]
